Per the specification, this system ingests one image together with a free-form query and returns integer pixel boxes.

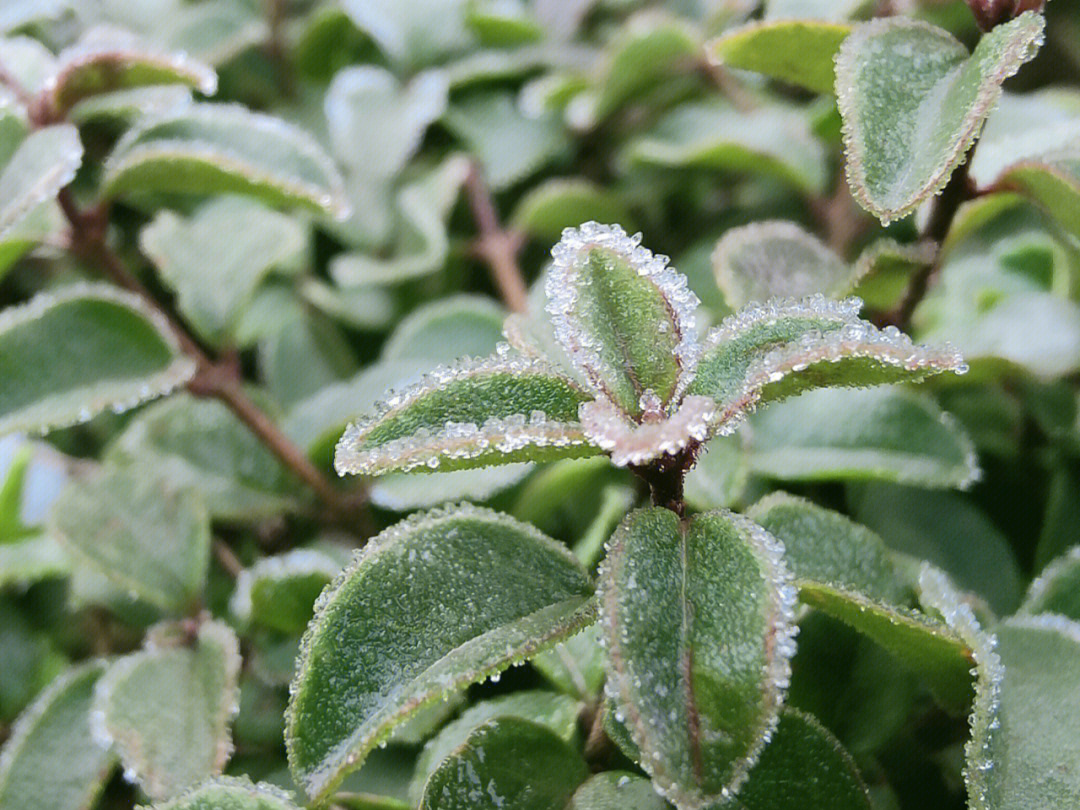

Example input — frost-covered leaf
[850,239,936,311]
[625,101,828,195]
[0,284,195,437]
[836,13,1045,222]
[1020,546,1080,620]
[140,776,301,810]
[547,222,700,417]
[530,624,606,700]
[745,387,980,489]
[418,717,588,810]
[340,0,471,66]
[0,534,69,588]
[565,772,668,810]
[334,352,596,476]
[684,434,749,511]
[286,505,596,802]
[748,492,910,606]
[381,295,504,365]
[764,0,872,20]
[687,297,966,434]
[229,548,344,634]
[706,20,851,94]
[712,221,861,309]
[92,620,241,801]
[0,661,114,810]
[325,65,448,180]
[511,178,635,243]
[994,149,1080,241]
[444,91,567,190]
[599,507,798,809]
[0,1,70,34]
[735,708,870,810]
[370,464,534,511]
[972,614,1080,810]
[259,306,357,410]
[68,85,194,128]
[49,463,210,614]
[47,25,217,116]
[140,196,307,346]
[103,103,348,218]
[409,690,582,804]
[0,37,57,100]
[0,122,81,240]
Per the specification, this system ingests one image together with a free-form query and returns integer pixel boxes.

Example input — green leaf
[748,492,910,605]
[103,103,348,218]
[333,354,597,476]
[369,465,534,511]
[712,221,862,309]
[409,690,582,804]
[995,149,1080,241]
[687,297,966,430]
[106,394,298,522]
[684,435,749,511]
[140,196,307,346]
[465,1,543,46]
[744,387,980,489]
[0,283,196,436]
[229,548,344,634]
[764,0,873,20]
[511,178,635,244]
[138,776,301,810]
[0,534,69,588]
[973,615,1080,810]
[734,709,870,810]
[624,101,828,195]
[68,86,194,128]
[594,19,699,121]
[530,624,606,700]
[0,122,81,240]
[380,295,505,366]
[1021,547,1080,620]
[836,13,1045,222]
[49,463,210,614]
[418,717,588,810]
[340,0,471,67]
[599,507,798,808]
[286,504,596,802]
[547,222,699,417]
[850,239,936,311]
[706,20,851,95]
[0,662,114,810]
[48,25,217,115]
[93,620,242,801]
[565,772,669,810]
[851,483,1023,615]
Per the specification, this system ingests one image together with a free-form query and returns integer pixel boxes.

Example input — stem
[583,701,612,766]
[630,446,696,517]
[263,0,295,96]
[463,161,529,314]
[212,539,244,578]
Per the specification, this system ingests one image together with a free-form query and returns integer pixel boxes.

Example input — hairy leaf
[103,103,348,217]
[49,463,210,614]
[0,662,113,810]
[48,25,217,115]
[1021,547,1080,620]
[745,388,980,489]
[92,620,241,801]
[0,284,195,436]
[712,221,861,309]
[599,507,798,808]
[418,717,588,810]
[0,123,81,240]
[229,548,344,634]
[706,20,851,94]
[565,772,668,810]
[139,776,301,810]
[735,709,870,810]
[850,239,936,311]
[836,13,1044,222]
[286,505,596,801]
[334,353,597,475]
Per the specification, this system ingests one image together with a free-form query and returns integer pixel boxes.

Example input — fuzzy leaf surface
[103,103,348,217]
[286,505,596,802]
[334,356,597,476]
[707,20,851,94]
[140,776,301,810]
[600,507,798,809]
[229,548,344,634]
[0,662,113,810]
[418,717,588,810]
[93,620,241,801]
[565,772,669,810]
[0,122,81,240]
[836,13,1044,221]
[0,284,195,436]
[1021,547,1080,619]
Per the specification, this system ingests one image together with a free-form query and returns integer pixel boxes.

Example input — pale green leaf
[341,0,471,66]
[599,507,798,808]
[706,20,851,95]
[92,620,242,801]
[850,239,936,311]
[0,534,69,588]
[140,196,307,346]
[712,221,861,309]
[530,624,606,700]
[566,772,668,810]
[69,86,195,128]
[418,717,588,810]
[333,354,596,476]
[745,387,980,489]
[285,504,596,802]
[1020,546,1080,619]
[259,308,357,410]
[369,464,534,511]
[0,122,81,240]
[836,13,1045,222]
[49,463,210,614]
[137,776,301,810]
[103,103,348,217]
[764,0,872,21]
[380,295,505,365]
[511,178,635,243]
[995,149,1080,242]
[594,18,698,121]
[684,434,749,511]
[0,662,114,810]
[409,690,582,804]
[229,548,345,634]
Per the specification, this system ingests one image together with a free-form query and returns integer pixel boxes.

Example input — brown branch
[212,539,244,578]
[263,0,295,96]
[464,162,529,314]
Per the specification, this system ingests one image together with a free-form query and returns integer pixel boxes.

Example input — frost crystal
[580,395,716,467]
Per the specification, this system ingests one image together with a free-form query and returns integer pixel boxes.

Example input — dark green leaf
[230,548,345,634]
